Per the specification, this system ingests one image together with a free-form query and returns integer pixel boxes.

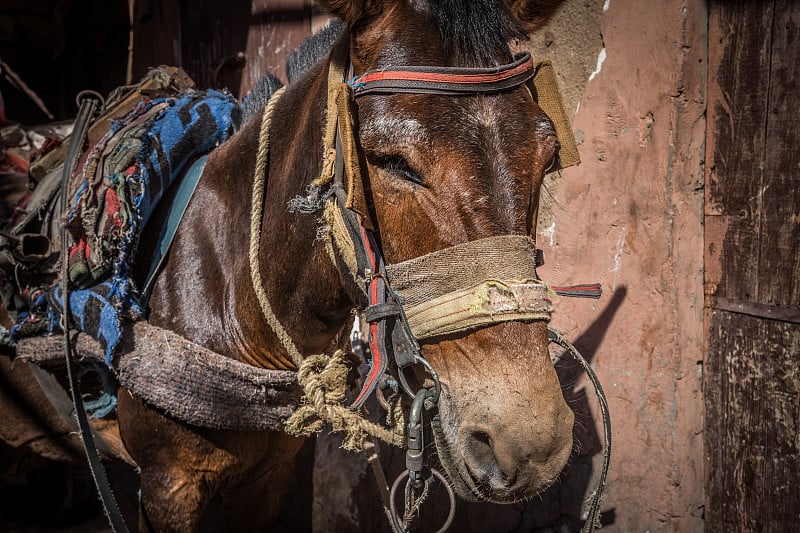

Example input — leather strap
[140,154,208,310]
[60,91,130,533]
[350,52,535,96]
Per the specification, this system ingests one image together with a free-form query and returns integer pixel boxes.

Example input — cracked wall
[534,0,707,530]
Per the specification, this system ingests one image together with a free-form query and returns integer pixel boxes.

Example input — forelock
[424,0,529,64]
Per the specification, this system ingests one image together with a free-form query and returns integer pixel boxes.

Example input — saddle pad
[11,89,241,363]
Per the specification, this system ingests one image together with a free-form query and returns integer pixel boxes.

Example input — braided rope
[249,86,304,368]
[285,351,405,451]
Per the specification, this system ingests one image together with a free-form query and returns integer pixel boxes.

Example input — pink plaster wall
[536,0,706,529]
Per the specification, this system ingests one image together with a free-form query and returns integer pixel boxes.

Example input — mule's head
[317,0,573,502]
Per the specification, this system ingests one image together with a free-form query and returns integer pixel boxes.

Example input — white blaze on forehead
[474,97,556,139]
[362,115,429,147]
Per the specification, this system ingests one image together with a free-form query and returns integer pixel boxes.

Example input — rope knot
[284,350,405,451]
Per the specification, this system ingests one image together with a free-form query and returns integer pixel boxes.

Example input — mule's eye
[374,155,424,186]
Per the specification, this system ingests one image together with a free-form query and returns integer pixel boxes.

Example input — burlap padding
[384,235,552,339]
[405,280,552,339]
[533,61,580,170]
[16,322,301,431]
[386,235,539,306]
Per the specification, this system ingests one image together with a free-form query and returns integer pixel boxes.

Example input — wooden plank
[704,308,800,531]
[705,1,800,530]
[178,0,254,96]
[705,0,774,301]
[240,7,313,91]
[131,0,183,83]
[758,0,800,309]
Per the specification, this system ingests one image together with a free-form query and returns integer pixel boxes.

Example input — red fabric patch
[69,237,87,260]
[105,188,122,227]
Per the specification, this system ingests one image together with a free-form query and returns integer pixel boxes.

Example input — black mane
[426,0,529,64]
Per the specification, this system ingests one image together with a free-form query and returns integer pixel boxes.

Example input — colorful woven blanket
[11,89,241,363]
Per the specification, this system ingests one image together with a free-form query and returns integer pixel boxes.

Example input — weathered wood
[759,0,800,309]
[130,0,315,99]
[131,0,183,86]
[705,0,774,301]
[241,5,313,90]
[704,309,800,531]
[705,0,800,529]
[15,322,301,432]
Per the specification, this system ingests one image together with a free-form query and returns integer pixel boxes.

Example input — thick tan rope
[249,88,405,448]
[285,350,405,451]
[249,86,304,368]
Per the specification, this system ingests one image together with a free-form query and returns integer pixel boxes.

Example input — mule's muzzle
[457,417,573,501]
[433,385,574,503]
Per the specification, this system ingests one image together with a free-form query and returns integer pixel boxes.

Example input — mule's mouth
[430,389,572,504]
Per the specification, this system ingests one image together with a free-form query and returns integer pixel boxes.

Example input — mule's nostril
[462,429,516,487]
[472,430,491,448]
[463,430,493,481]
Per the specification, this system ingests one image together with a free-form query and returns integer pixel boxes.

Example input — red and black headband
[348,51,535,97]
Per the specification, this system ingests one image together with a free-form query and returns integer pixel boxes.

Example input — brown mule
[2,0,575,530]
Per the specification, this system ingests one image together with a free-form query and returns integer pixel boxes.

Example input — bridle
[260,32,611,533]
[320,34,551,404]
[313,34,607,533]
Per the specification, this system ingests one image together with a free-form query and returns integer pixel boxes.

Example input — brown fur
[1,0,572,530]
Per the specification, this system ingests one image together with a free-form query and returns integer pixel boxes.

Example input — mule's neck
[243,58,356,370]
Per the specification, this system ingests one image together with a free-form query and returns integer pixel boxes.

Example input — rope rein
[249,87,406,449]
[248,86,304,368]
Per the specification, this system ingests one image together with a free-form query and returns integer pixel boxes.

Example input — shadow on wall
[435,286,627,532]
[545,285,627,532]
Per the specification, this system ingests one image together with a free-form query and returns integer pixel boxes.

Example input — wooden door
[704,0,800,530]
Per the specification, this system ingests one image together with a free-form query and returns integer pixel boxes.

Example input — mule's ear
[313,0,381,27]
[506,0,564,30]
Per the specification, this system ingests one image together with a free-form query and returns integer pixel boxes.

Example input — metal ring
[389,469,456,533]
[75,89,105,110]
[396,355,442,407]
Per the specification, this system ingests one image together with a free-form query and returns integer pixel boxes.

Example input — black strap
[363,301,403,323]
[60,90,130,533]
